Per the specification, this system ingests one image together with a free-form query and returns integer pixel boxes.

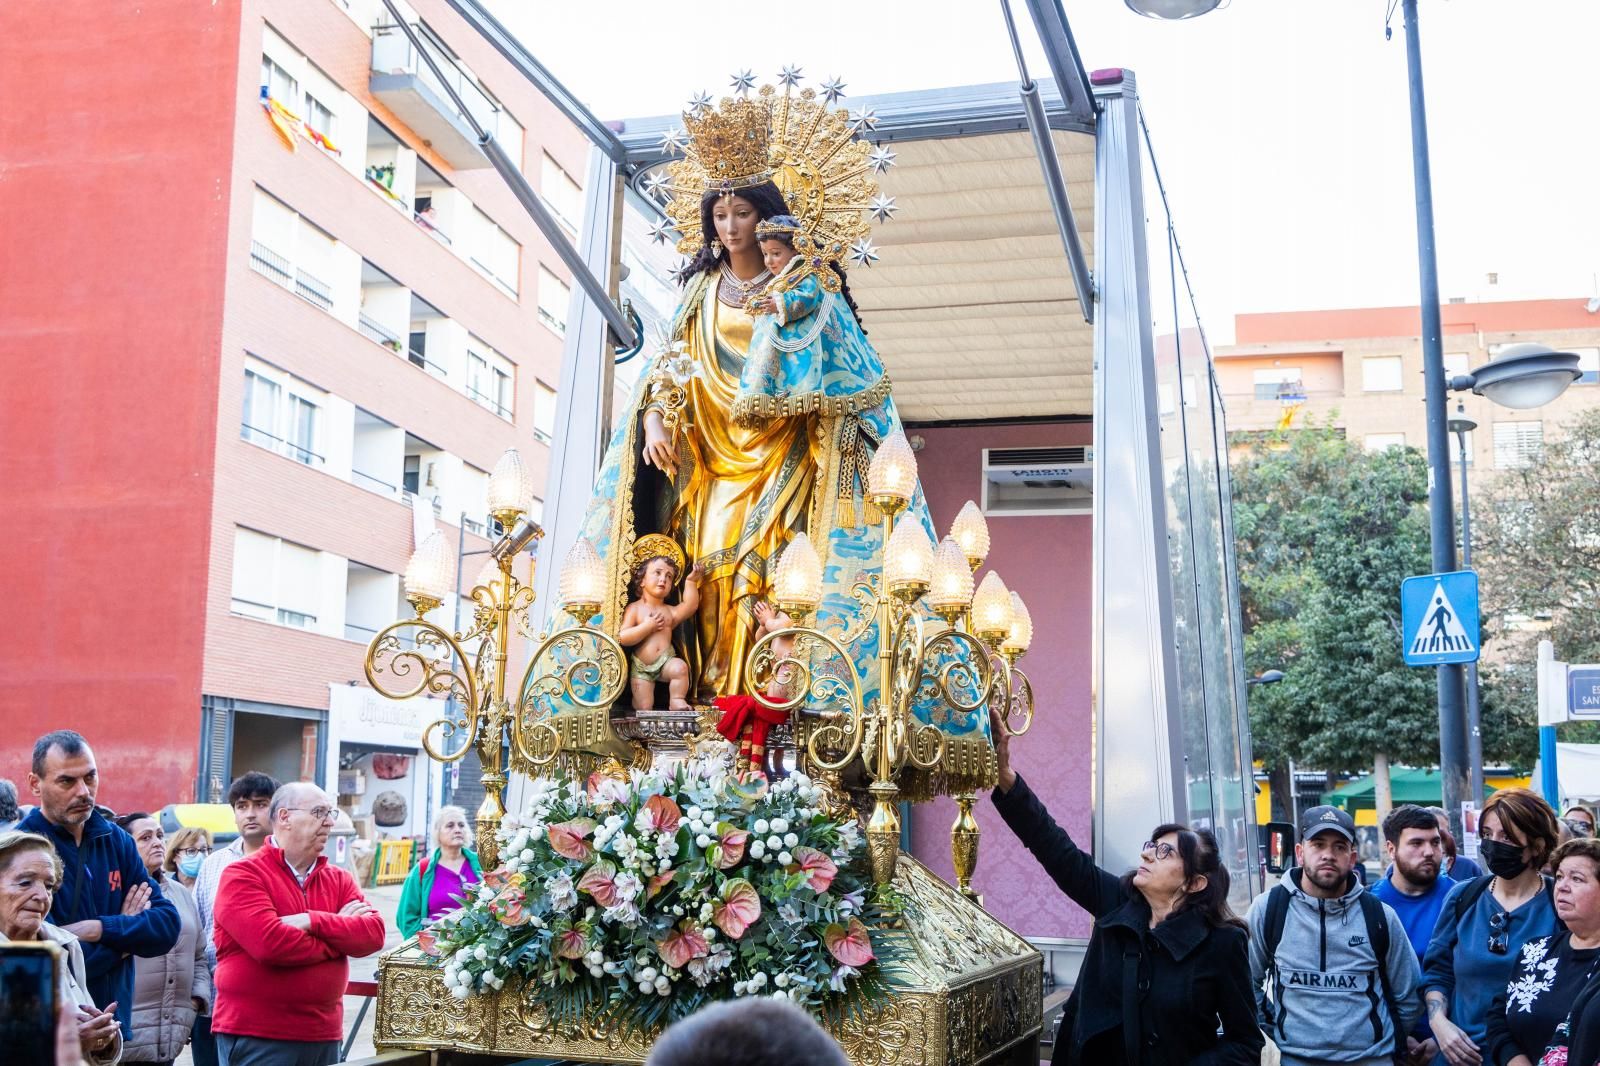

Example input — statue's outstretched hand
[642,411,678,477]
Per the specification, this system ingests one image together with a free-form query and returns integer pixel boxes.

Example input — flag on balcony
[1275,401,1305,432]
[261,86,299,152]
[303,125,340,155]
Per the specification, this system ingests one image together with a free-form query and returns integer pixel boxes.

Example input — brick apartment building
[1215,298,1600,464]
[3,0,604,822]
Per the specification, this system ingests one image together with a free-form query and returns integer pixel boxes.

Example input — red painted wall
[0,3,241,812]
[906,421,1095,940]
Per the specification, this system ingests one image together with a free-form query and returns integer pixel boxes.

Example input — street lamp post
[1448,403,1484,809]
[1245,671,1289,822]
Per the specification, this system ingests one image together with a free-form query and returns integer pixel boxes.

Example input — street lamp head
[1457,343,1582,411]
[1246,669,1285,686]
[1446,400,1477,436]
[1124,0,1222,18]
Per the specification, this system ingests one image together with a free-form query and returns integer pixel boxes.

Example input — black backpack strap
[1359,892,1406,1060]
[1456,873,1494,916]
[1261,885,1292,1031]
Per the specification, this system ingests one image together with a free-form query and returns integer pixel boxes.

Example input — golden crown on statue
[681,94,774,191]
[650,70,891,268]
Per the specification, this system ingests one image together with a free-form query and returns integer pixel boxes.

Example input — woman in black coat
[988,709,1263,1066]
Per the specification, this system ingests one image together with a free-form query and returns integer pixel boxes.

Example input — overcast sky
[487,1,1600,343]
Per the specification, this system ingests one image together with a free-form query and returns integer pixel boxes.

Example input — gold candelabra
[362,449,626,868]
[742,433,1036,892]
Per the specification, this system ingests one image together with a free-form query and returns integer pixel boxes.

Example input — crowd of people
[7,722,1600,1066]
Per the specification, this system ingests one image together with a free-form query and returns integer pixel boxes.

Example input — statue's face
[711,193,761,256]
[641,558,678,599]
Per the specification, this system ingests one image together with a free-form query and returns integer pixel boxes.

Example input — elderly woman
[397,806,482,939]
[113,814,208,1065]
[0,830,122,1064]
[1424,788,1564,1066]
[162,827,210,890]
[1484,837,1600,1066]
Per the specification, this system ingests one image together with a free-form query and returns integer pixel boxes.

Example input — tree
[1230,423,1535,821]
[1475,407,1600,744]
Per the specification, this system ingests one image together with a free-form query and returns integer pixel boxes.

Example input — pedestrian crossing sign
[1401,570,1480,666]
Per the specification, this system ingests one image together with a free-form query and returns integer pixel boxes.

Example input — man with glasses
[212,782,384,1065]
[1248,805,1422,1066]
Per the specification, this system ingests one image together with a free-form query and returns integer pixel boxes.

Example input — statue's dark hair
[628,554,681,600]
[680,183,792,283]
[645,999,849,1066]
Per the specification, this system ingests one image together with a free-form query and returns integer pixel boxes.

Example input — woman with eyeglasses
[1484,837,1600,1066]
[162,828,210,889]
[986,709,1263,1066]
[1422,787,1563,1066]
[113,813,210,1065]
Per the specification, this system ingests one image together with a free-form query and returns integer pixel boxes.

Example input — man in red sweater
[212,782,385,1065]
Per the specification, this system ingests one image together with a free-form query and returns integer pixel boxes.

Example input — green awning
[1320,768,1494,812]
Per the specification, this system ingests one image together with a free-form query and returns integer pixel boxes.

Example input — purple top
[427,857,479,921]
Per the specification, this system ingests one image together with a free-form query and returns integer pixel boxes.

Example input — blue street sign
[1401,570,1480,666]
[1571,667,1600,719]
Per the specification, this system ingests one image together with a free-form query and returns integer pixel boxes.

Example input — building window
[468,208,519,297]
[541,153,583,234]
[304,94,335,138]
[538,267,570,335]
[1364,433,1406,452]
[466,344,514,420]
[1362,355,1404,393]
[1251,367,1304,401]
[533,382,558,443]
[240,359,325,466]
[1444,352,1472,379]
[260,55,298,105]
[1493,420,1543,469]
[1573,347,1599,385]
[230,527,323,631]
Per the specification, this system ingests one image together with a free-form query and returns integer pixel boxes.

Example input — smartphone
[0,940,62,1064]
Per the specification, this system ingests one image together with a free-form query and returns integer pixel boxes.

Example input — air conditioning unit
[981,446,1094,517]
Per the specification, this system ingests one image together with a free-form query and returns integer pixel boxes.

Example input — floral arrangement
[419,753,902,1032]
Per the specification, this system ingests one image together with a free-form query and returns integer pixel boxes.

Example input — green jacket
[396,847,483,938]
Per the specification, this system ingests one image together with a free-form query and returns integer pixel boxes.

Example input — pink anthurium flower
[415,928,441,956]
[824,918,875,968]
[656,921,710,969]
[636,794,682,835]
[552,923,589,959]
[547,817,597,862]
[713,823,749,869]
[789,846,838,892]
[489,887,530,927]
[711,878,761,940]
[577,860,621,907]
[481,865,514,891]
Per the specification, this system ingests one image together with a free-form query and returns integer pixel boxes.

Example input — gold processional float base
[375,854,1042,1065]
[373,710,1042,1066]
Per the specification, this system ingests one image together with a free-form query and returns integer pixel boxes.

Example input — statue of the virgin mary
[545,78,995,798]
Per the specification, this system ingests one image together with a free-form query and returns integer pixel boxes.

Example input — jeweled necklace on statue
[717,262,772,306]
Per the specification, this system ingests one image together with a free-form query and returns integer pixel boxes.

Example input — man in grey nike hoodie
[1248,806,1423,1066]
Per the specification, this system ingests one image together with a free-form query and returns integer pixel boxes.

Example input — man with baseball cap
[1248,805,1423,1065]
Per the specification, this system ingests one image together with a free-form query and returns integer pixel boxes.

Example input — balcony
[359,311,403,350]
[249,240,293,287]
[241,422,323,467]
[295,269,333,311]
[370,21,495,171]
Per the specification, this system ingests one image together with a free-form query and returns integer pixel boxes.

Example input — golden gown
[672,283,819,698]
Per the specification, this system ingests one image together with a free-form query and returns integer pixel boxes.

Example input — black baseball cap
[1299,805,1357,843]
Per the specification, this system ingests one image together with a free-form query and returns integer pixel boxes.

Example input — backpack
[1443,873,1558,927]
[1260,883,1406,1064]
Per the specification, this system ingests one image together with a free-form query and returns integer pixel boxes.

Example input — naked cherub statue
[618,533,704,712]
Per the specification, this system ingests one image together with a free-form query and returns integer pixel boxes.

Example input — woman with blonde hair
[161,827,210,889]
[397,806,481,939]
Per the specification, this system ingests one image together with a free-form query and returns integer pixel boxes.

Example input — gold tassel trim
[731,374,892,429]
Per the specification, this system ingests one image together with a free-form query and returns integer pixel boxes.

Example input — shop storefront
[325,683,443,845]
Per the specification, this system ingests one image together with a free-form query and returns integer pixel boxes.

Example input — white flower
[455,948,472,963]
[657,836,680,859]
[654,974,671,994]
[766,835,782,851]
[778,851,793,865]
[451,985,471,1000]
[771,989,788,1001]
[547,872,578,912]
[615,834,639,860]
[613,871,643,903]
[474,946,487,961]
[603,901,641,926]
[585,950,604,966]
[687,805,703,821]
[771,818,789,834]
[520,848,534,863]
[754,819,770,835]
[829,965,860,992]
[783,832,799,848]
[696,834,712,848]
[775,973,790,988]
[750,841,766,859]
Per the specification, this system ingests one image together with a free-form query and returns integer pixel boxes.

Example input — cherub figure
[618,534,704,712]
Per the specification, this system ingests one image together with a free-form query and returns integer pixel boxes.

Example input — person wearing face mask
[1422,788,1563,1066]
[112,813,209,1064]
[163,829,210,890]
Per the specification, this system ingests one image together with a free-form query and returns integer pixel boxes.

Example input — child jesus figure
[618,534,703,712]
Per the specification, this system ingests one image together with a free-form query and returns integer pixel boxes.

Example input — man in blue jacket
[21,729,180,1039]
